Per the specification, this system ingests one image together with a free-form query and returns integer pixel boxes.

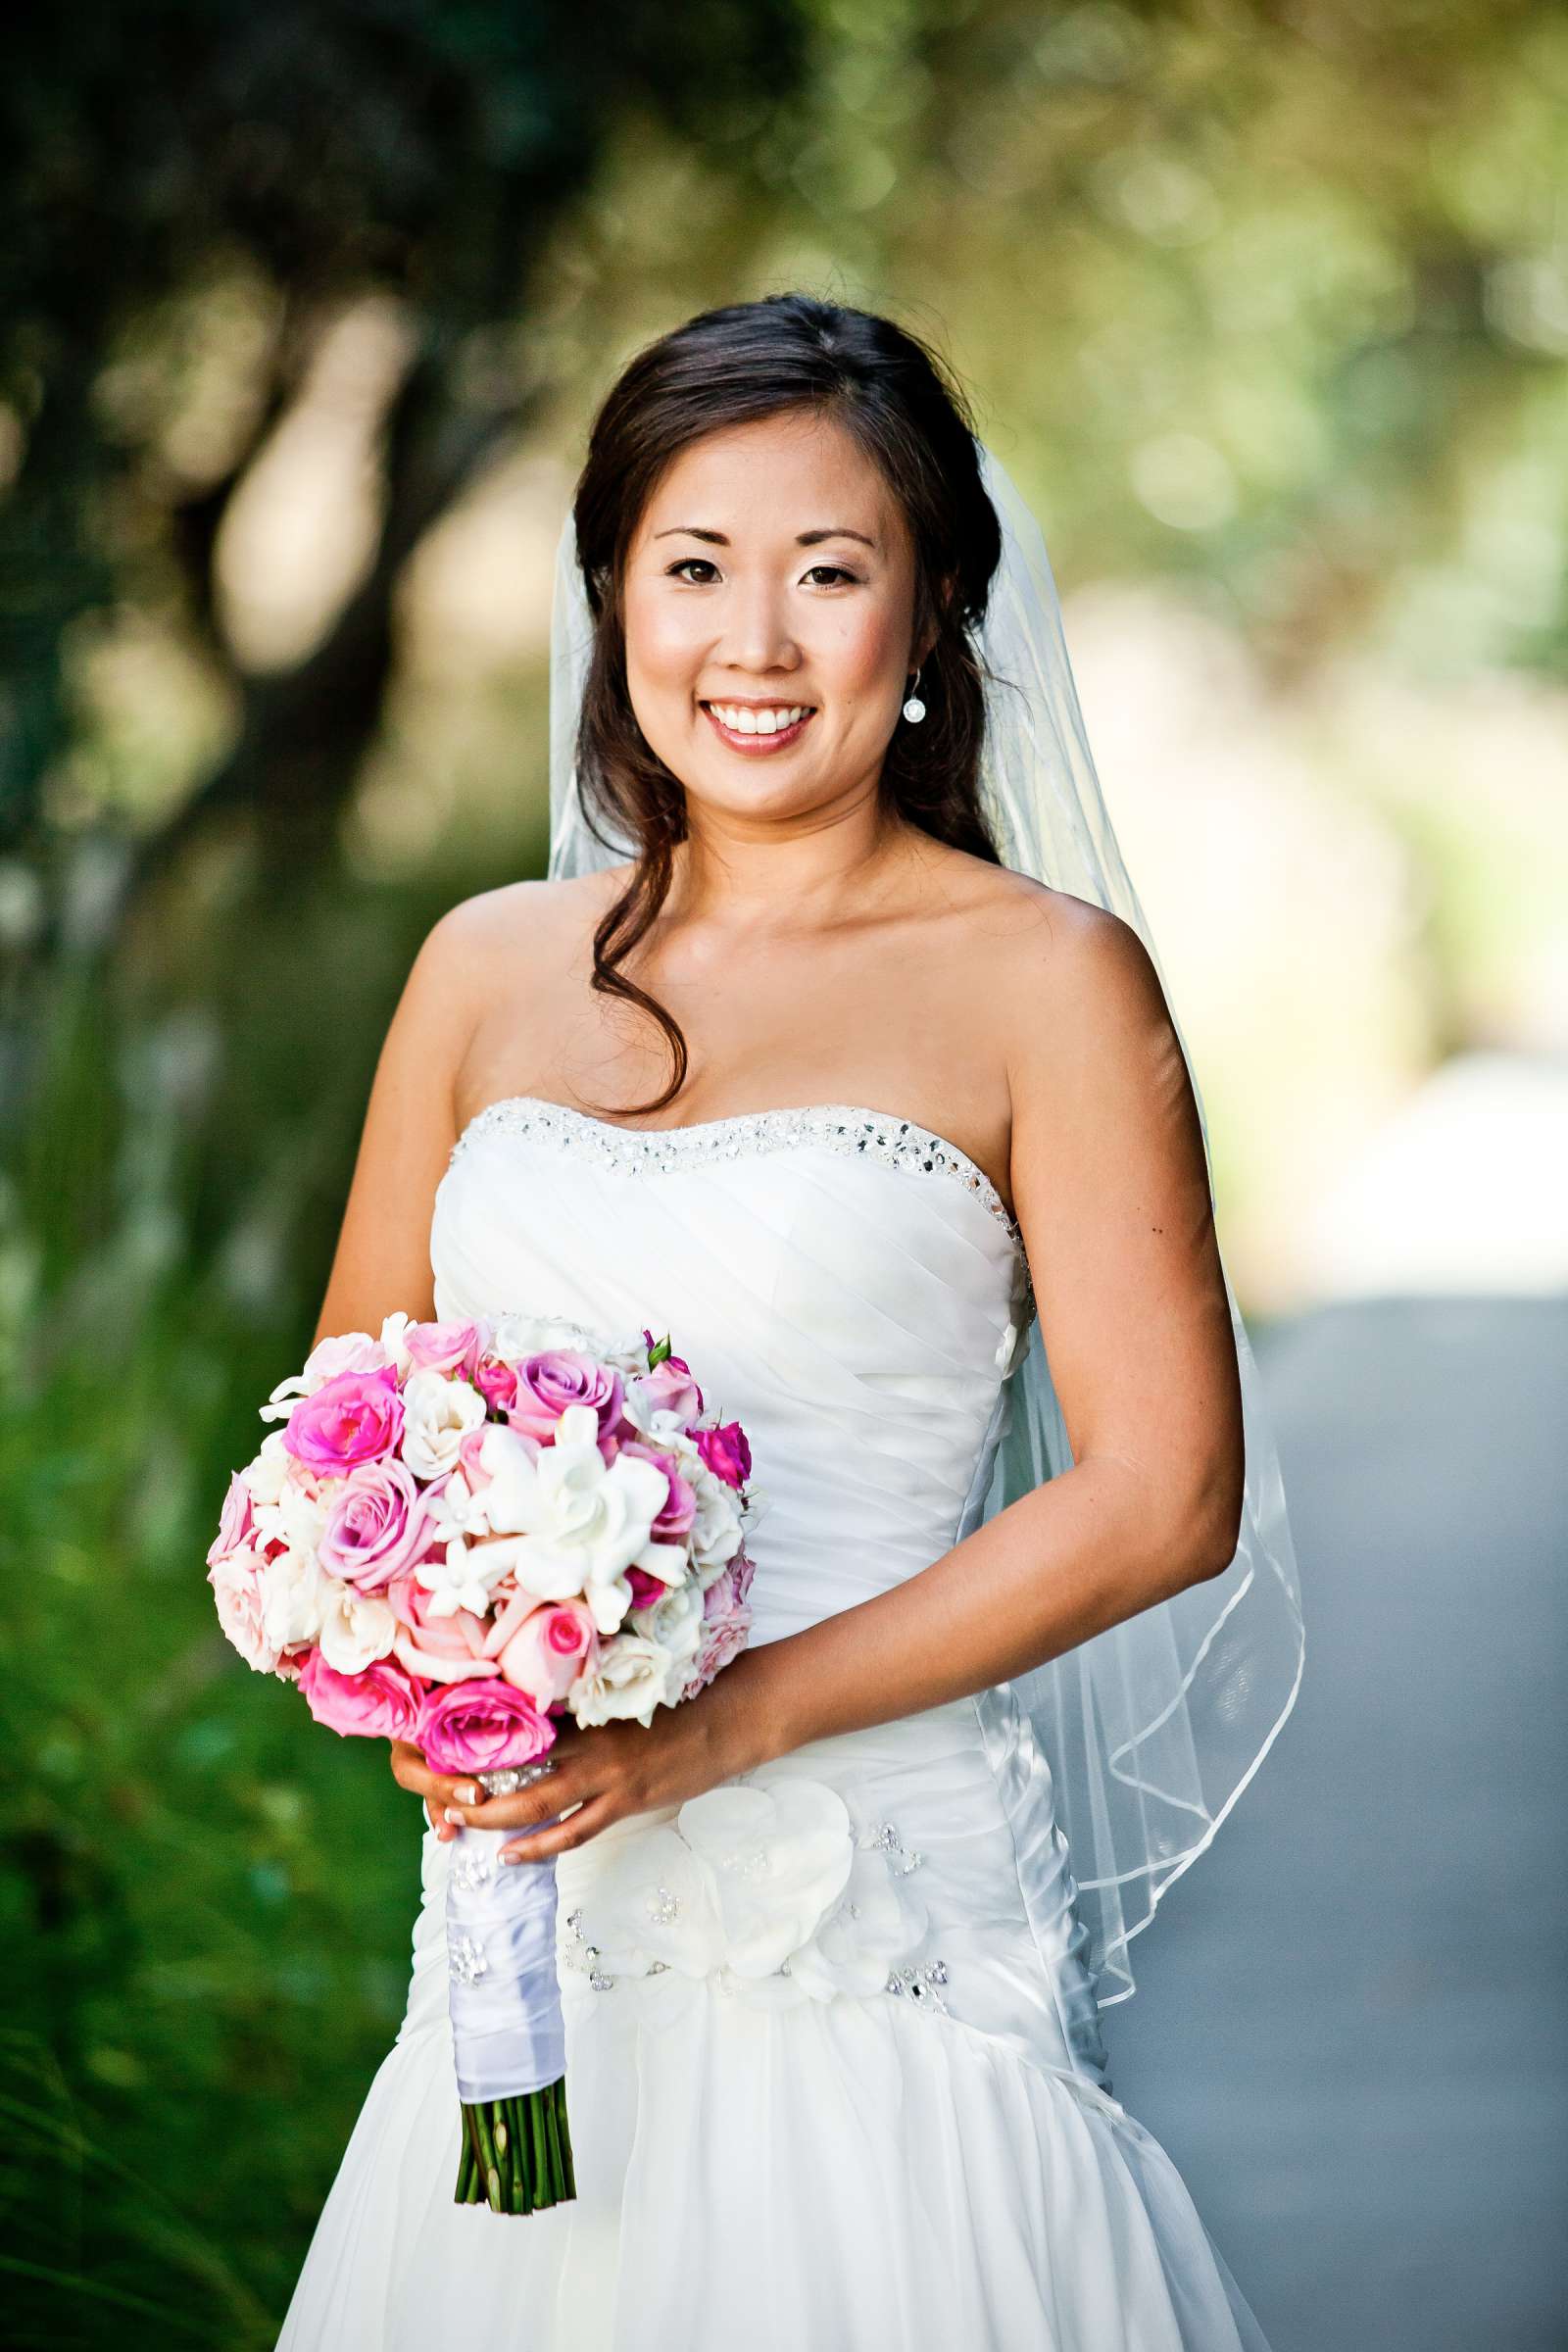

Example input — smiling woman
[280,290,1299,2352]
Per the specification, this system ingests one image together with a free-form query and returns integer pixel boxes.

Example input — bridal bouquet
[205,1307,759,2216]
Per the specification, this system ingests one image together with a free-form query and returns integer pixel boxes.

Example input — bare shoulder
[919,849,1161,1022]
[433,864,631,974]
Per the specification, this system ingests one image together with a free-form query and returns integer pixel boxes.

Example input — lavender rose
[507,1349,625,1446]
[318,1458,444,1591]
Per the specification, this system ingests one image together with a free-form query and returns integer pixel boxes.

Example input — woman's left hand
[438,1648,783,1865]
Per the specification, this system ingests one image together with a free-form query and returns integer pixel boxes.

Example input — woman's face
[620,411,924,832]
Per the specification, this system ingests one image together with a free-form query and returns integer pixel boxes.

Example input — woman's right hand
[390,1739,480,1842]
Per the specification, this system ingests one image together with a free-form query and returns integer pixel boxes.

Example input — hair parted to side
[568,291,1007,1116]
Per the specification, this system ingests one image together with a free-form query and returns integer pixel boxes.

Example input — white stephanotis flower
[412,1529,515,1619]
[398,1364,486,1480]
[676,1780,855,1982]
[260,1545,330,1649]
[475,1406,674,1631]
[568,1634,677,1728]
[257,1472,331,1560]
[377,1310,416,1378]
[317,1583,397,1675]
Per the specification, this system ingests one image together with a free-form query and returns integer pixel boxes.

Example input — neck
[666,784,920,933]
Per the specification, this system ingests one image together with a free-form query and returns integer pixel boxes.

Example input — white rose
[690,1462,743,1571]
[398,1365,486,1479]
[635,1578,705,1675]
[260,1545,330,1649]
[239,1430,293,1506]
[318,1583,398,1675]
[488,1309,600,1363]
[568,1634,676,1729]
[477,1406,671,1632]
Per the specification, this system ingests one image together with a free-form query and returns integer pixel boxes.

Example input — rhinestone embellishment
[563,1907,612,1992]
[450,1842,498,1892]
[870,1820,926,1876]
[448,1097,1022,1248]
[887,1959,951,2013]
[449,1930,489,1985]
[647,1884,681,1925]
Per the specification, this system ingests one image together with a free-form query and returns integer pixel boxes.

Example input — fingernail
[457,1786,478,1805]
[501,1848,521,1865]
[444,1806,466,1825]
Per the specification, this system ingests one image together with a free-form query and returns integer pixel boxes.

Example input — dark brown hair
[568,292,1005,1115]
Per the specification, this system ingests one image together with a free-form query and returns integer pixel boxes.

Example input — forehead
[632,413,906,551]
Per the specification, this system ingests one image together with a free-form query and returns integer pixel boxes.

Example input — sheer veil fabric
[544,440,1304,2008]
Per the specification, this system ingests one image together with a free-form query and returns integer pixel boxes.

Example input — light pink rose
[208,1544,279,1673]
[318,1458,443,1591]
[416,1679,557,1775]
[495,1600,600,1707]
[405,1317,486,1381]
[386,1571,494,1683]
[284,1366,405,1476]
[635,1355,703,1422]
[299,1647,423,1740]
[696,1419,752,1491]
[207,1471,257,1568]
[619,1440,697,1541]
[680,1551,756,1697]
[507,1349,624,1445]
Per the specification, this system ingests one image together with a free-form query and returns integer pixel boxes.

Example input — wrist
[713,1637,807,1776]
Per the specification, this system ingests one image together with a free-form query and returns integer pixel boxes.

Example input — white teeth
[708,704,810,736]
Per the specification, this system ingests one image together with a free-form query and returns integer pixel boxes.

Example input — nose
[717,573,803,680]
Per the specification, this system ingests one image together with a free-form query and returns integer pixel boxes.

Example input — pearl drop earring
[903,664,927,724]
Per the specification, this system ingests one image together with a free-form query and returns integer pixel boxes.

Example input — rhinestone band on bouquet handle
[204,1307,761,2217]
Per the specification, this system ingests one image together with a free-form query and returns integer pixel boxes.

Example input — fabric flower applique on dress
[557,1768,948,2016]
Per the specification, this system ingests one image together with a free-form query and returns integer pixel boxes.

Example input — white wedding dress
[276,1094,1273,2351]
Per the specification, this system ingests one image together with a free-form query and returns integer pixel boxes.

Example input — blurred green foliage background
[2,1,1564,2340]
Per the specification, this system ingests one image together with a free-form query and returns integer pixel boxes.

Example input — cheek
[624,591,700,692]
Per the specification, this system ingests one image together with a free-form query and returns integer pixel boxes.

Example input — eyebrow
[652,525,878,550]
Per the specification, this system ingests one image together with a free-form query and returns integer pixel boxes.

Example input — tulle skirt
[276,1697,1273,2351]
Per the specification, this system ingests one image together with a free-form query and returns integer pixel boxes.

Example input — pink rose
[696,1419,751,1491]
[680,1551,756,1697]
[207,1470,256,1568]
[507,1349,624,1445]
[495,1600,600,1707]
[386,1572,494,1683]
[620,1440,697,1540]
[299,1647,423,1740]
[284,1366,405,1476]
[405,1317,485,1382]
[635,1355,703,1422]
[625,1566,667,1609]
[416,1679,557,1775]
[474,1354,518,1415]
[208,1544,279,1673]
[318,1458,443,1591]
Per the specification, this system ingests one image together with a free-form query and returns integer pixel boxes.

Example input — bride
[276,292,1304,2349]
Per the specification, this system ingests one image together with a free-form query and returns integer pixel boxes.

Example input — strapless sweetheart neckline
[450,1092,1023,1246]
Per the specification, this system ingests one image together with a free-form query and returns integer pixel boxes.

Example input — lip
[700,701,817,757]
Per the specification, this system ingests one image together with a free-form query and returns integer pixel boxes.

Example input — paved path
[1100,1295,1568,2352]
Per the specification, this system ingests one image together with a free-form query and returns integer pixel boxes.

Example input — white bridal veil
[544,439,1305,2009]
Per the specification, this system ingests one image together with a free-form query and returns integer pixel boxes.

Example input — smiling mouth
[699,700,817,753]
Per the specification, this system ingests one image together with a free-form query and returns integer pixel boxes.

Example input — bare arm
[309,898,493,1352]
[738,896,1245,1753]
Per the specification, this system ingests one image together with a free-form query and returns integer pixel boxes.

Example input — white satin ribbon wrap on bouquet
[445,1802,568,2105]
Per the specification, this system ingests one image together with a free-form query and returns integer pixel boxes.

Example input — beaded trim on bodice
[447,1094,1025,1253]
